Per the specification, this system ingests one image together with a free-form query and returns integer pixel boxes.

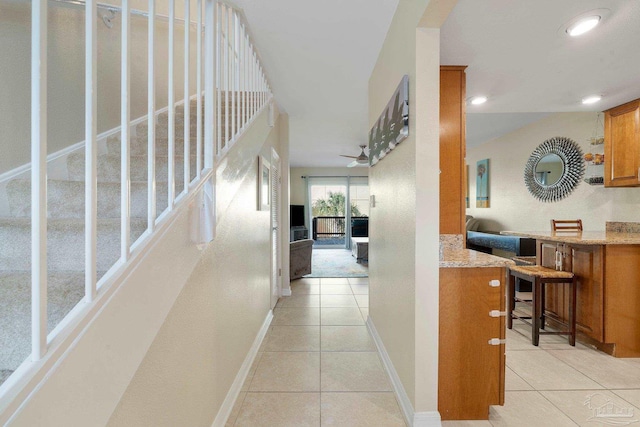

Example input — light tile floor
[227,277,406,426]
[228,280,640,426]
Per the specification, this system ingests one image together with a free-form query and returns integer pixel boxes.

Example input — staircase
[0,102,203,386]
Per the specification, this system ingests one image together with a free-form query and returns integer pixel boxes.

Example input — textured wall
[0,1,198,175]
[106,110,284,427]
[466,112,640,232]
[368,0,456,415]
[369,0,430,411]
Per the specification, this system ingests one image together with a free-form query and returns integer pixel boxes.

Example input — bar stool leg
[532,278,542,346]
[540,283,546,330]
[569,278,577,346]
[508,272,515,329]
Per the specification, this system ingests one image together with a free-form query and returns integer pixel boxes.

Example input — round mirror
[534,154,564,186]
[524,136,584,202]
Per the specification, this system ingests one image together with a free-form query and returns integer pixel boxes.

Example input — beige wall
[107,109,285,426]
[0,1,199,175]
[466,112,640,232]
[368,0,450,415]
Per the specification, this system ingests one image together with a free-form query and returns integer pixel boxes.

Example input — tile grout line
[542,346,609,389]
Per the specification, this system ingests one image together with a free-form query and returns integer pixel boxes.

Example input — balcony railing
[311,216,369,243]
[312,216,346,241]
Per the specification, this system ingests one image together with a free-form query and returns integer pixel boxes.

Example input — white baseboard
[211,310,274,427]
[413,411,442,427]
[366,317,441,427]
[281,287,292,296]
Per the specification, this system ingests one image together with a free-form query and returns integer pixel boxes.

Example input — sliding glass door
[307,176,369,249]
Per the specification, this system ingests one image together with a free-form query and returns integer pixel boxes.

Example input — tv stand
[290,226,308,242]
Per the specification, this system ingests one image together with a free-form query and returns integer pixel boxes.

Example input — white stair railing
[1,0,273,406]
[216,1,273,158]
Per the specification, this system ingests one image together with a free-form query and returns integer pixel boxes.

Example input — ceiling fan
[340,144,369,168]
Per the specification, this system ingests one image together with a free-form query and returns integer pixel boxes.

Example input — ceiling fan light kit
[339,144,369,168]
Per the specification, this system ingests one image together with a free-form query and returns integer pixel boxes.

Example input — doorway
[306,176,369,250]
[270,148,281,309]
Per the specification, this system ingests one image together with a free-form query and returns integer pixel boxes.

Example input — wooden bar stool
[507,265,577,346]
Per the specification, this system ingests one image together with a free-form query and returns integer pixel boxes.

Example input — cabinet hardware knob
[488,338,507,346]
[489,280,500,287]
[489,310,507,317]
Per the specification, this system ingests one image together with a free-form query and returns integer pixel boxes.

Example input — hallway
[225,277,406,426]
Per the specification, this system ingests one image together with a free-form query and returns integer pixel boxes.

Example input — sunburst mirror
[524,136,585,202]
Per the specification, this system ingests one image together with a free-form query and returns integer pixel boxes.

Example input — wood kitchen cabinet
[439,267,505,420]
[538,242,604,342]
[604,245,640,357]
[440,66,466,234]
[504,230,640,357]
[604,98,640,187]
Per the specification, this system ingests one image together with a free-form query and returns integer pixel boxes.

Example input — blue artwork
[476,159,489,208]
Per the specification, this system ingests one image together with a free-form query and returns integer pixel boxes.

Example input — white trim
[281,288,292,297]
[211,310,273,427]
[31,0,48,362]
[413,412,443,427]
[366,317,442,427]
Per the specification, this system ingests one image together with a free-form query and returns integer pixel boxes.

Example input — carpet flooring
[307,248,368,278]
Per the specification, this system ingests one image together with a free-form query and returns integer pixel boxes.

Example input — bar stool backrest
[551,219,583,232]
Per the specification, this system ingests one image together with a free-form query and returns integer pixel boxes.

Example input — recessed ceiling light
[567,16,600,36]
[559,9,610,38]
[582,95,602,105]
[469,96,488,105]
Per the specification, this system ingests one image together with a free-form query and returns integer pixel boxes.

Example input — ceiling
[443,0,640,148]
[233,0,640,165]
[231,0,399,167]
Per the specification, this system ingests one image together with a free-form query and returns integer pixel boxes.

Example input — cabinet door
[571,245,604,341]
[605,99,640,187]
[439,267,504,420]
[540,241,604,342]
[439,66,466,234]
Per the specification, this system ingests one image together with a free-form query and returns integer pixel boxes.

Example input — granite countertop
[500,230,640,245]
[439,248,515,268]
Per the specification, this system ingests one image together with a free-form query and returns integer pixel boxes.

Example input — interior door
[270,148,281,309]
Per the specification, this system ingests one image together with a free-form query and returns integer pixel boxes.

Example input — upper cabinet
[604,99,640,187]
[440,66,467,233]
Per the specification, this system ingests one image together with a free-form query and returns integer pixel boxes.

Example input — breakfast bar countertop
[439,248,515,268]
[500,230,640,245]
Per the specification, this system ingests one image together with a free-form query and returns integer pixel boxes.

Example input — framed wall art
[476,159,490,208]
[369,75,409,166]
[258,156,270,211]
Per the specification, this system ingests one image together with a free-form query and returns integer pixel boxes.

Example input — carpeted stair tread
[0,271,98,371]
[6,179,169,219]
[106,135,202,157]
[0,217,147,272]
[135,121,199,139]
[67,152,198,183]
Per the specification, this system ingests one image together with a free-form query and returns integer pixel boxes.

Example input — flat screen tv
[290,205,305,227]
